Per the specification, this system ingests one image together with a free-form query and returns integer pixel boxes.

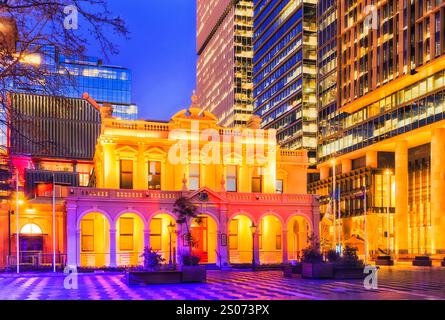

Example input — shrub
[182,254,201,266]
[141,247,165,270]
[301,234,323,264]
[327,249,340,263]
[338,246,363,267]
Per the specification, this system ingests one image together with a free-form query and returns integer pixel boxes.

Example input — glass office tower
[197,0,254,127]
[19,46,137,121]
[253,0,317,163]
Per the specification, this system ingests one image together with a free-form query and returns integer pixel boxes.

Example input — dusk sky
[90,0,197,121]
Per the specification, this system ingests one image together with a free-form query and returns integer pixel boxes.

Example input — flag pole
[338,185,341,254]
[16,171,20,274]
[52,173,56,273]
[332,160,337,252]
[364,186,368,265]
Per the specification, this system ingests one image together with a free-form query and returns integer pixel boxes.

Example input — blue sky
[90,0,197,121]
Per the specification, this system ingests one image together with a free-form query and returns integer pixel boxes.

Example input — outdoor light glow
[20,223,43,235]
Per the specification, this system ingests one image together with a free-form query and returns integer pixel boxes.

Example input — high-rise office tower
[197,0,254,127]
[317,0,340,164]
[309,1,445,257]
[253,0,317,163]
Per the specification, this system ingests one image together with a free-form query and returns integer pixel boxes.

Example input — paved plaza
[0,266,444,300]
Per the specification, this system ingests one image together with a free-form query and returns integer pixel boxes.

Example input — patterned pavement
[0,266,444,300]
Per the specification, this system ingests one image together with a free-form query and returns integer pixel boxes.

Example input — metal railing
[7,251,67,269]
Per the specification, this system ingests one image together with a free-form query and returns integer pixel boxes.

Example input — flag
[323,202,334,223]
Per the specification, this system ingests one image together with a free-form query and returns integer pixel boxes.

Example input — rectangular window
[119,217,134,251]
[120,159,133,189]
[148,161,161,190]
[150,218,162,251]
[252,167,263,193]
[189,164,200,191]
[276,179,284,194]
[81,219,94,252]
[226,165,238,192]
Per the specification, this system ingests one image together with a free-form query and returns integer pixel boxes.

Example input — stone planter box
[283,263,302,278]
[302,263,334,279]
[412,256,432,267]
[334,265,366,280]
[181,265,207,283]
[126,270,182,285]
[375,255,394,266]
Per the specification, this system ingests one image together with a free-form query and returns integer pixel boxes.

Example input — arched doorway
[116,213,145,267]
[79,212,110,267]
[259,215,283,264]
[190,215,217,264]
[287,216,311,261]
[19,223,44,266]
[229,215,253,264]
[149,214,177,265]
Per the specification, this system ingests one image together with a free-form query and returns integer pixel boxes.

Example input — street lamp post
[250,223,257,271]
[167,222,176,269]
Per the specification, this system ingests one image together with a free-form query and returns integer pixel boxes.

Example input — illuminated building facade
[0,95,319,269]
[197,0,254,127]
[253,0,318,163]
[309,0,445,258]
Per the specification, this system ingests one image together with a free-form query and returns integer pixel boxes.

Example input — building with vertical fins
[252,0,318,163]
[309,0,445,259]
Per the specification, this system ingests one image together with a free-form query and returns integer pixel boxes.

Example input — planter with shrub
[332,246,366,280]
[283,261,302,278]
[301,235,334,279]
[126,248,182,285]
[181,254,206,283]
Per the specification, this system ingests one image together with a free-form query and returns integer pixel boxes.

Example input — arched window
[20,223,43,235]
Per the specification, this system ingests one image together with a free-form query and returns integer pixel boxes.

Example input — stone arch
[77,208,113,230]
[113,209,148,229]
[258,212,284,264]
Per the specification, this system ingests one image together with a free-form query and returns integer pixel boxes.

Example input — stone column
[66,204,78,267]
[282,229,288,263]
[103,142,118,189]
[136,143,147,190]
[143,229,150,250]
[253,229,260,265]
[320,166,330,180]
[395,140,409,255]
[109,229,117,268]
[312,197,321,240]
[218,209,230,268]
[431,128,445,254]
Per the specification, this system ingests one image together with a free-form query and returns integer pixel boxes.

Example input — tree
[173,196,202,255]
[0,0,128,153]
